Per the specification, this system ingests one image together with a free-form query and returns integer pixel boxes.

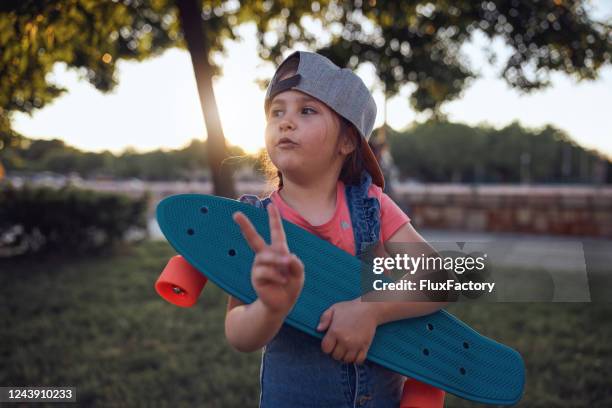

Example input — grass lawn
[1,240,611,407]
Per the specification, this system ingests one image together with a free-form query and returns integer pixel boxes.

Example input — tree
[257,0,611,117]
[388,121,611,183]
[1,0,180,181]
[175,0,229,194]
[1,1,261,195]
[2,1,610,189]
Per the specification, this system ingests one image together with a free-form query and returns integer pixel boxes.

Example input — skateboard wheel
[155,255,207,307]
[399,378,445,408]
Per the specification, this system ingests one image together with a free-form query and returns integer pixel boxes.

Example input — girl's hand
[233,203,304,316]
[317,299,378,364]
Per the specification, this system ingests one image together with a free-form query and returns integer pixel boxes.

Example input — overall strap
[239,194,272,209]
[345,171,381,258]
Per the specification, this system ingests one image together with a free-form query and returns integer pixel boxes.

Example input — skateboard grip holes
[422,348,429,356]
[228,249,236,256]
[187,228,195,235]
[427,323,434,331]
[460,367,466,375]
[463,342,469,349]
[200,206,209,214]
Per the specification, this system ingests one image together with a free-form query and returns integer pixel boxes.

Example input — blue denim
[259,325,404,408]
[345,171,381,259]
[239,171,404,407]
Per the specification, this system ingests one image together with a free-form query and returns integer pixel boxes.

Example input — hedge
[0,183,149,257]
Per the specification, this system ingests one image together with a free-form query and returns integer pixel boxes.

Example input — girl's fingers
[253,265,287,285]
[255,253,302,286]
[254,276,286,287]
[255,251,289,269]
[233,212,266,253]
[355,349,367,365]
[321,333,337,354]
[317,307,334,332]
[343,350,358,364]
[254,252,290,282]
[287,254,304,279]
[331,344,346,361]
[267,204,289,252]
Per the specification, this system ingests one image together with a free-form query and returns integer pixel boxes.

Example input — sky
[12,3,612,158]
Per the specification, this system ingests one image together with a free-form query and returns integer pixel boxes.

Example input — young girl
[226,51,446,407]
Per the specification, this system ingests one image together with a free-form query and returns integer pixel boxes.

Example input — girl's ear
[339,124,357,156]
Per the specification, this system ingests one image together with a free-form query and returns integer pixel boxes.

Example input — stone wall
[18,178,611,237]
[392,184,612,237]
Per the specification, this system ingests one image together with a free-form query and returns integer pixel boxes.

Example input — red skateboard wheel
[399,378,445,408]
[155,255,207,307]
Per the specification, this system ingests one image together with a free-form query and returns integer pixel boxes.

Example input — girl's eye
[269,106,316,118]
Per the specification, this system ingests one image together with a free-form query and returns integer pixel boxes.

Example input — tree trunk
[176,0,236,198]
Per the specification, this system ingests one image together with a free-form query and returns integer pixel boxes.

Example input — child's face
[265,89,353,182]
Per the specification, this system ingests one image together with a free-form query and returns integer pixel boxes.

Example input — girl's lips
[277,142,299,149]
[277,137,298,148]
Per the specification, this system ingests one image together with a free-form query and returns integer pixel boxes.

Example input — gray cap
[264,51,384,188]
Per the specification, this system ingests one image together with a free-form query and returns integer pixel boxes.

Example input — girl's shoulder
[364,184,410,222]
[366,182,384,201]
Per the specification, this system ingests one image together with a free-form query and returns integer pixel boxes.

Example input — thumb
[317,307,334,332]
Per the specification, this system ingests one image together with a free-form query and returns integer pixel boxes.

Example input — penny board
[157,194,525,405]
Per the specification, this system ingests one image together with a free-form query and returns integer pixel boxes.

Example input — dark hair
[338,118,365,185]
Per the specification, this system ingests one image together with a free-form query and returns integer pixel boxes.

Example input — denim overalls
[240,172,404,408]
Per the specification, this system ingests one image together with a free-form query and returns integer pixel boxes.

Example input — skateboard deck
[156,194,525,405]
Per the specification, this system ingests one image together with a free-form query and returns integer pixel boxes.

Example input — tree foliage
[1,0,610,182]
[3,1,610,128]
[0,136,248,181]
[0,0,181,148]
[256,0,611,114]
[3,123,609,184]
[387,121,611,183]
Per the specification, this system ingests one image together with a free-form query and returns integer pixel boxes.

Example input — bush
[0,183,149,257]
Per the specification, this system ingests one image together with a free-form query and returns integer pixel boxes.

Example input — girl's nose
[279,118,295,132]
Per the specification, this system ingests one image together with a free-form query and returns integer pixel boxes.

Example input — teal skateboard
[155,194,525,405]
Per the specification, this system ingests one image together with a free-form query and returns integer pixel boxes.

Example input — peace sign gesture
[233,203,304,315]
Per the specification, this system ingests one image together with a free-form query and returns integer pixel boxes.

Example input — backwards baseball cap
[264,51,384,188]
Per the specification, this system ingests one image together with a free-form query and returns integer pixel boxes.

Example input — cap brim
[361,140,385,189]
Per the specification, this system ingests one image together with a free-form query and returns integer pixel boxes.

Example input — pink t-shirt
[270,181,410,256]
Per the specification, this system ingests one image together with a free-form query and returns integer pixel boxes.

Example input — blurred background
[1,1,611,406]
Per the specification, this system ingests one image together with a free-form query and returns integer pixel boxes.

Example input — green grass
[1,241,611,407]
[0,241,260,407]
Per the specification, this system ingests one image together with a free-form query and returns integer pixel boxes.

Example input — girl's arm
[317,222,449,364]
[372,221,449,324]
[224,295,286,352]
[224,204,305,353]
